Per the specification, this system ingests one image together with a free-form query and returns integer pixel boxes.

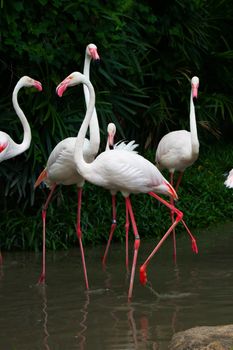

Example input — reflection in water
[75,292,90,350]
[0,262,3,280]
[37,285,50,350]
[0,222,233,349]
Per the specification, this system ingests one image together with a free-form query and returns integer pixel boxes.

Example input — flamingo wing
[86,150,165,194]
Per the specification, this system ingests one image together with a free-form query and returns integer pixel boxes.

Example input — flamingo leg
[38,184,56,284]
[175,171,184,193]
[180,219,198,254]
[173,171,198,253]
[139,191,198,285]
[102,194,117,266]
[125,197,140,301]
[76,187,89,290]
[170,172,177,263]
[125,203,130,271]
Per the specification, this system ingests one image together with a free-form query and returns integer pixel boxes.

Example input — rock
[169,324,233,350]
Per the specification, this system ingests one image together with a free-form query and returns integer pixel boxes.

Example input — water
[1,222,233,349]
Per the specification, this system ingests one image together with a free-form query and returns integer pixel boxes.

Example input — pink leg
[139,191,198,285]
[174,171,197,252]
[76,187,89,290]
[170,173,177,263]
[180,219,198,254]
[125,197,140,301]
[0,251,3,265]
[125,204,130,271]
[38,184,56,284]
[102,194,117,266]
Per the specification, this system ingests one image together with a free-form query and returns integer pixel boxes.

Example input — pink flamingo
[56,72,198,300]
[155,76,199,262]
[34,44,100,288]
[0,75,42,263]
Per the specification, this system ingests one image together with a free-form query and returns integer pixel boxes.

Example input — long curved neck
[74,78,96,174]
[83,53,100,156]
[12,81,31,155]
[189,91,199,156]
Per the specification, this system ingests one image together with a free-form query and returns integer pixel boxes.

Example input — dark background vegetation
[0,0,233,252]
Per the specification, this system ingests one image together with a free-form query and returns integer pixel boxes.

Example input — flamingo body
[38,137,94,188]
[156,129,198,173]
[80,148,172,197]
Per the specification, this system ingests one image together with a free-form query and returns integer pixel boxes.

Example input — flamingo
[56,72,198,300]
[34,44,100,288]
[0,76,42,162]
[103,122,139,269]
[0,75,42,263]
[224,170,233,188]
[155,76,199,262]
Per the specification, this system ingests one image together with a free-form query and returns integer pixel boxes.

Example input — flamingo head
[20,76,42,91]
[86,43,100,62]
[155,181,178,200]
[56,72,85,97]
[191,76,199,101]
[107,123,116,149]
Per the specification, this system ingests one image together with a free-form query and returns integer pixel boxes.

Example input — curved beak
[56,80,69,97]
[89,48,100,61]
[192,84,198,99]
[34,80,42,91]
[166,182,178,200]
[108,132,115,148]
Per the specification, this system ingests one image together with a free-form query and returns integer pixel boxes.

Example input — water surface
[1,222,233,349]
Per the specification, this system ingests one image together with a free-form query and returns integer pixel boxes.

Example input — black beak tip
[193,96,197,105]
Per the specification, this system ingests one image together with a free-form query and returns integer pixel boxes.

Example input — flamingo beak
[192,83,198,100]
[56,80,69,97]
[166,182,178,200]
[89,48,100,62]
[34,81,42,91]
[108,132,115,149]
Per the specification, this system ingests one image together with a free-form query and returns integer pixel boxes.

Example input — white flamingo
[224,170,233,188]
[56,72,198,300]
[0,76,42,162]
[103,122,138,269]
[155,76,199,262]
[34,44,100,288]
[0,75,42,263]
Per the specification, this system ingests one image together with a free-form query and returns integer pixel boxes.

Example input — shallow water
[1,222,233,349]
